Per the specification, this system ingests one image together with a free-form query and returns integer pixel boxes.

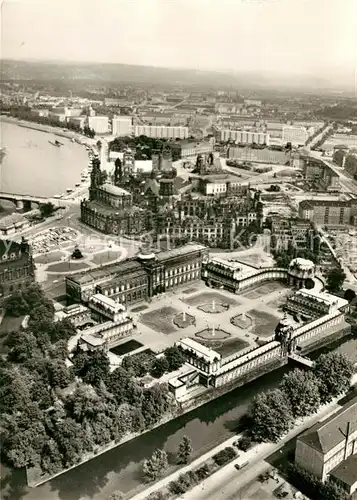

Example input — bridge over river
[0,191,66,210]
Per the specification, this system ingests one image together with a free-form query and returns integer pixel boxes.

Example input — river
[0,122,88,197]
[1,335,356,500]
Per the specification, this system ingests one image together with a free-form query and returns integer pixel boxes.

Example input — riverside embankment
[1,334,356,500]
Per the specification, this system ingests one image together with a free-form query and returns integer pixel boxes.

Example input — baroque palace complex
[65,240,350,398]
[72,149,353,404]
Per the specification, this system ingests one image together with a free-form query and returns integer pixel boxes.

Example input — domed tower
[288,258,315,289]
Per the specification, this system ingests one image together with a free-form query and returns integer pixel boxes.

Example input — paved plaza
[123,280,292,356]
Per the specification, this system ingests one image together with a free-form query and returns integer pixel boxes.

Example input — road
[182,401,343,500]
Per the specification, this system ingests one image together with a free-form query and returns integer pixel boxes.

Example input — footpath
[130,373,357,500]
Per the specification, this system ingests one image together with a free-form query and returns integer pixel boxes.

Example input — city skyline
[2,0,357,85]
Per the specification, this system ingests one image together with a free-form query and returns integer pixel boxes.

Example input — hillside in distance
[1,59,354,93]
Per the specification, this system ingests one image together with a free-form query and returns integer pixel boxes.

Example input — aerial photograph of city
[0,0,356,499]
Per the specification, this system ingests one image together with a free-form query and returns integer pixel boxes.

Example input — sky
[2,0,357,80]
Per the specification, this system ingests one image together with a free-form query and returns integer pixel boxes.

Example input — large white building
[216,129,270,146]
[282,125,308,146]
[112,116,133,137]
[88,116,109,134]
[134,125,188,139]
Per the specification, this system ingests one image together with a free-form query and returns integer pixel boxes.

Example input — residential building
[0,238,35,302]
[67,116,86,129]
[329,454,357,498]
[112,116,133,137]
[216,129,270,146]
[134,125,188,139]
[30,108,49,118]
[282,125,308,146]
[295,396,357,482]
[66,243,208,306]
[299,199,357,226]
[88,116,109,134]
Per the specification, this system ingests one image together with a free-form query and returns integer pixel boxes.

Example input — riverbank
[132,371,357,500]
[1,118,93,199]
[25,326,353,489]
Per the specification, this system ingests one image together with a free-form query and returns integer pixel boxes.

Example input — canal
[1,335,356,500]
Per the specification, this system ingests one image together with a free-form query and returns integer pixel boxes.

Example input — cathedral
[80,158,149,236]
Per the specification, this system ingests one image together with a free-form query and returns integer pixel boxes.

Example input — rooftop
[294,288,348,310]
[298,396,357,454]
[0,213,27,230]
[100,183,131,197]
[155,243,206,262]
[90,293,126,311]
[329,453,357,487]
[300,199,351,209]
[177,338,221,363]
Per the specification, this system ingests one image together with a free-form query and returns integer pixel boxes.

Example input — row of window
[166,271,200,287]
[165,262,200,277]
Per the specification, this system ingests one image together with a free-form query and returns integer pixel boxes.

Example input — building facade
[112,116,133,137]
[169,140,214,159]
[216,129,270,146]
[299,199,357,226]
[282,125,308,146]
[88,116,109,134]
[81,163,149,235]
[66,243,208,306]
[0,238,35,302]
[295,396,357,483]
[134,125,188,139]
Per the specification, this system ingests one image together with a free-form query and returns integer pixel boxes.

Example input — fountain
[212,299,215,312]
[211,324,215,337]
[182,311,186,322]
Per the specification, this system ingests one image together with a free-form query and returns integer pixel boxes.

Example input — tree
[142,449,168,482]
[249,389,293,442]
[280,369,321,418]
[326,268,346,293]
[4,292,29,316]
[48,360,74,388]
[151,357,169,378]
[40,202,56,218]
[313,352,354,403]
[164,346,185,371]
[177,435,193,464]
[344,288,356,302]
[49,318,76,343]
[6,330,38,363]
[73,350,110,386]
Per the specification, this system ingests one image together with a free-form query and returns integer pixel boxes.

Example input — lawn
[248,309,279,337]
[34,250,66,264]
[110,340,144,356]
[46,262,90,273]
[91,250,123,265]
[182,291,238,307]
[139,306,179,334]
